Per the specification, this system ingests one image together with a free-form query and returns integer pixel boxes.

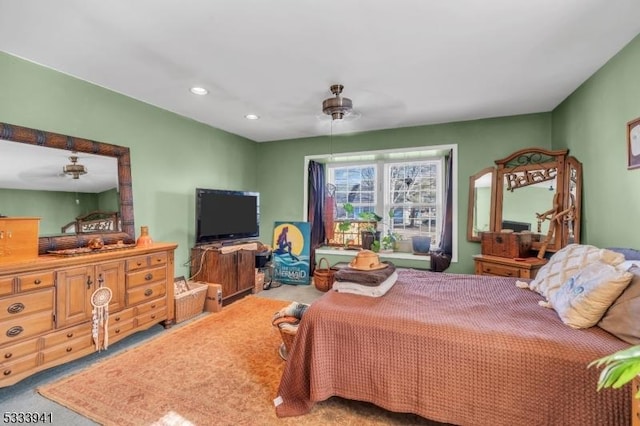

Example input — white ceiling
[1,0,640,144]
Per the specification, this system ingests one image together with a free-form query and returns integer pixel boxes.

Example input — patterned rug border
[37,295,291,425]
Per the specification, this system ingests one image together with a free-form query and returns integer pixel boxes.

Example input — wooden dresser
[473,254,547,279]
[0,242,177,388]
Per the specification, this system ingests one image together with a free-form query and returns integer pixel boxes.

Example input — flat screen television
[195,188,260,244]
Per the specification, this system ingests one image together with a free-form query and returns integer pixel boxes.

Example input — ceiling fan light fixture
[322,84,353,120]
[63,155,88,179]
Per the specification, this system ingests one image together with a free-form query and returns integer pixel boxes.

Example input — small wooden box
[481,231,532,258]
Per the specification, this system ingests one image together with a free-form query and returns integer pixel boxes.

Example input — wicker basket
[313,257,336,292]
[174,281,207,323]
[272,317,299,360]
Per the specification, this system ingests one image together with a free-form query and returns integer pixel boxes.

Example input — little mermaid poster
[272,221,311,285]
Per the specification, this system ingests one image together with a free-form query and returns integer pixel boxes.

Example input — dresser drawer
[125,253,167,272]
[42,323,91,348]
[127,266,166,288]
[0,277,12,297]
[0,288,54,319]
[479,262,521,278]
[136,309,167,327]
[108,318,135,343]
[126,255,150,272]
[16,272,54,292]
[41,334,93,364]
[0,336,39,362]
[111,307,135,325]
[0,352,39,382]
[0,310,53,346]
[135,297,166,315]
[127,282,166,306]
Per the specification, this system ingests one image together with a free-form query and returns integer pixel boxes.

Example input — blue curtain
[307,161,326,273]
[431,150,453,272]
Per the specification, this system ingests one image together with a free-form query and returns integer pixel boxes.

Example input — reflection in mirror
[0,140,119,236]
[467,167,496,242]
[0,121,134,253]
[501,171,556,243]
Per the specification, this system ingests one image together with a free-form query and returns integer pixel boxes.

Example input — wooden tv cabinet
[190,245,256,305]
[0,242,177,388]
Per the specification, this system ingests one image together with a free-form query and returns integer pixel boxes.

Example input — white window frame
[304,144,458,263]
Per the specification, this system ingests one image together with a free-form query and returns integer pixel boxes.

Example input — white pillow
[549,262,633,329]
[524,244,625,300]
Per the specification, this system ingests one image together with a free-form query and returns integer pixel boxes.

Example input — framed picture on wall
[628,117,640,170]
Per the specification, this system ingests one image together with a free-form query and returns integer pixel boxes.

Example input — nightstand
[633,377,639,426]
[473,254,547,279]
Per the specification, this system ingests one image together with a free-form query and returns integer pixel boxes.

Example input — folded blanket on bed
[334,261,396,286]
[333,271,398,297]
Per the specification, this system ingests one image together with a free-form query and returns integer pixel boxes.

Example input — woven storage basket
[175,281,207,323]
[313,257,336,292]
[272,317,299,360]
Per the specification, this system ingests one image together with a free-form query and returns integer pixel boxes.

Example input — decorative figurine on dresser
[468,147,582,279]
[0,121,178,388]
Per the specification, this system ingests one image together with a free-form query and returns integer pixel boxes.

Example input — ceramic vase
[412,236,431,255]
[136,225,153,247]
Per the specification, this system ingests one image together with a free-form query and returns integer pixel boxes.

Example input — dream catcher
[91,281,112,351]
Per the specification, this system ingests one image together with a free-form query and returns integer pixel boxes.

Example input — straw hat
[348,250,388,271]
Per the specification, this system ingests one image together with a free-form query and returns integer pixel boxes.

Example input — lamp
[322,84,353,120]
[63,155,87,179]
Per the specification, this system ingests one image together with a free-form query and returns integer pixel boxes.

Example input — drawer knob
[3,369,11,376]
[66,347,73,353]
[7,303,25,314]
[144,289,153,297]
[145,273,153,281]
[6,326,23,338]
[4,352,12,359]
[115,328,121,333]
[66,332,74,338]
[151,314,156,319]
[115,316,121,322]
[151,304,156,309]
[34,279,41,285]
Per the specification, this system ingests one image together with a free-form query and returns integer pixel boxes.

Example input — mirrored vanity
[0,121,177,388]
[468,147,582,278]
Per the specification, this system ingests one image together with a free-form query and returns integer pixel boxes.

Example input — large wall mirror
[0,122,134,253]
[467,147,582,256]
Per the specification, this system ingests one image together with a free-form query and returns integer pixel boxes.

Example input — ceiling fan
[322,84,354,120]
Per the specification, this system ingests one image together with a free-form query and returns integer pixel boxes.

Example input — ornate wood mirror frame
[0,122,134,253]
[466,166,496,242]
[467,147,582,256]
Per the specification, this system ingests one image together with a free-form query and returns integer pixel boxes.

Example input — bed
[275,267,633,425]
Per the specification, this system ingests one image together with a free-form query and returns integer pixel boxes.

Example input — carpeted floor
[37,294,440,425]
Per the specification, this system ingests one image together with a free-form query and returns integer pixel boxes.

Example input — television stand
[190,244,257,305]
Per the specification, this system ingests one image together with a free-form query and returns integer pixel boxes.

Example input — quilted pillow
[525,244,625,300]
[598,265,640,344]
[550,262,633,329]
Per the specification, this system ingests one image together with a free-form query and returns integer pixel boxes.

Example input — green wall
[0,52,258,277]
[552,33,640,248]
[256,114,552,273]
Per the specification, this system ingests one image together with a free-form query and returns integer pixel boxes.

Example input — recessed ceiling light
[245,114,260,120]
[190,87,208,95]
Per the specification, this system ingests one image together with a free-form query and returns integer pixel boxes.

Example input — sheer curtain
[307,161,326,274]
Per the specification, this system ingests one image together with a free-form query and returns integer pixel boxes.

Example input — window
[325,151,447,250]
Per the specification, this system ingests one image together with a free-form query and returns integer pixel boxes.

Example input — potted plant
[589,344,640,398]
[380,231,400,253]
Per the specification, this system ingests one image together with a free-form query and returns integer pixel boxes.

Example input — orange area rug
[38,295,439,425]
